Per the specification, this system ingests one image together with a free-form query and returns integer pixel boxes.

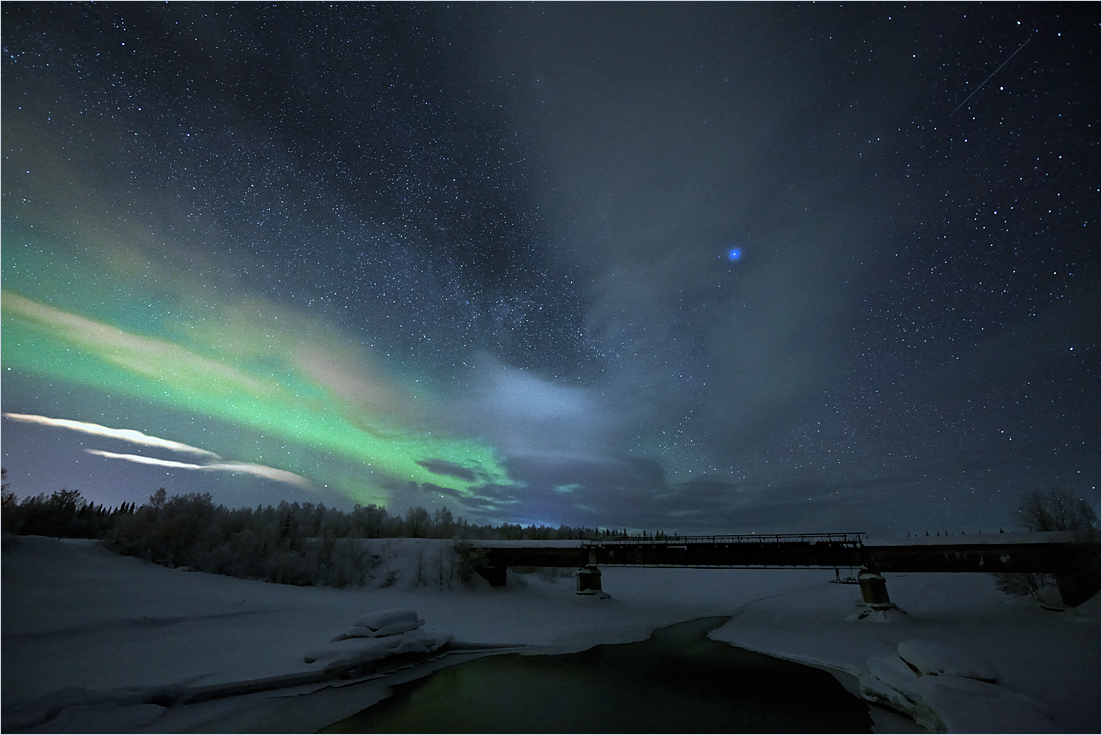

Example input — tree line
[0,470,670,588]
[0,467,679,545]
[1,485,652,544]
[4,469,1094,596]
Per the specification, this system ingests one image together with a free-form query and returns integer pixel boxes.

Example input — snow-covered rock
[304,628,451,672]
[328,608,426,641]
[307,608,449,670]
[859,658,940,731]
[860,639,1056,733]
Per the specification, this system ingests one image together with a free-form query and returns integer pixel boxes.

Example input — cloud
[86,450,315,489]
[3,412,220,458]
[474,6,889,466]
[504,452,665,491]
[454,354,628,459]
[447,444,916,533]
[416,459,479,482]
[2,412,313,491]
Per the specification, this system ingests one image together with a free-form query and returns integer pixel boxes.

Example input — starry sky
[2,3,1098,535]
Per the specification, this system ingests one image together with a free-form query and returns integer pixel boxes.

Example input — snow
[707,571,1099,733]
[473,539,586,548]
[303,628,450,671]
[22,702,168,734]
[859,652,1056,734]
[327,609,428,642]
[895,639,998,682]
[3,534,1098,733]
[350,608,421,631]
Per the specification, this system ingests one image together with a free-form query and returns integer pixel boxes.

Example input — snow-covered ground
[2,535,1097,733]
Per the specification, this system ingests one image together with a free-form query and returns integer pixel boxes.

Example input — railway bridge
[472,531,1099,607]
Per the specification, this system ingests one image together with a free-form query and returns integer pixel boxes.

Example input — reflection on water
[321,617,872,734]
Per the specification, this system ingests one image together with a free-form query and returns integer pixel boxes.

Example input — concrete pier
[575,566,603,595]
[476,564,507,587]
[857,569,892,606]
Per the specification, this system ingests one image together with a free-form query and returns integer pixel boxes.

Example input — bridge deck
[476,531,1097,575]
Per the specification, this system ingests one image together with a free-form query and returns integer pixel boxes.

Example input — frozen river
[322,617,873,733]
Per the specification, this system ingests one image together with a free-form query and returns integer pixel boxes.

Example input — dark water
[321,617,872,734]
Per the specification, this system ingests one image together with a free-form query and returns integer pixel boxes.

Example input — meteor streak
[949,36,1033,117]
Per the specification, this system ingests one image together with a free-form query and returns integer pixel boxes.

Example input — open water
[321,616,873,733]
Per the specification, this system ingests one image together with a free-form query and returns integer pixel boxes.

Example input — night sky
[2,3,1098,535]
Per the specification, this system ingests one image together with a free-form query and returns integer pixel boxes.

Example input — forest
[0,470,664,588]
[3,470,1094,594]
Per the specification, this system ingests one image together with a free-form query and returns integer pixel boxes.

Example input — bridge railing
[582,532,866,548]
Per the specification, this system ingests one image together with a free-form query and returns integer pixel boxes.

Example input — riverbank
[2,535,1097,732]
[707,571,1099,732]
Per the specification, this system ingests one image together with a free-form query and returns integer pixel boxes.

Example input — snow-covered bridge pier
[473,531,1099,606]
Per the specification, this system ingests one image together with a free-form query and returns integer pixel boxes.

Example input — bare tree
[1018,487,1098,533]
[996,487,1100,603]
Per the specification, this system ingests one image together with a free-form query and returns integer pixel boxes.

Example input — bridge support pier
[575,565,603,595]
[1056,569,1100,607]
[476,564,507,588]
[858,569,892,606]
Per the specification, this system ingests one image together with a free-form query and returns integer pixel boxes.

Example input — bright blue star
[726,247,743,262]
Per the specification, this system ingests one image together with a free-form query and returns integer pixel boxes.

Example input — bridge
[473,531,1100,607]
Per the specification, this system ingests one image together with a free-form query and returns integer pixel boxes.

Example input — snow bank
[896,639,998,682]
[21,702,167,734]
[3,687,159,734]
[709,571,1099,733]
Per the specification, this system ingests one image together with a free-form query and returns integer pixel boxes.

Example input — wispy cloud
[456,354,628,459]
[86,450,315,489]
[3,412,313,490]
[3,412,220,458]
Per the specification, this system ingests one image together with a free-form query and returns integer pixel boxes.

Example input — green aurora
[1,226,515,507]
